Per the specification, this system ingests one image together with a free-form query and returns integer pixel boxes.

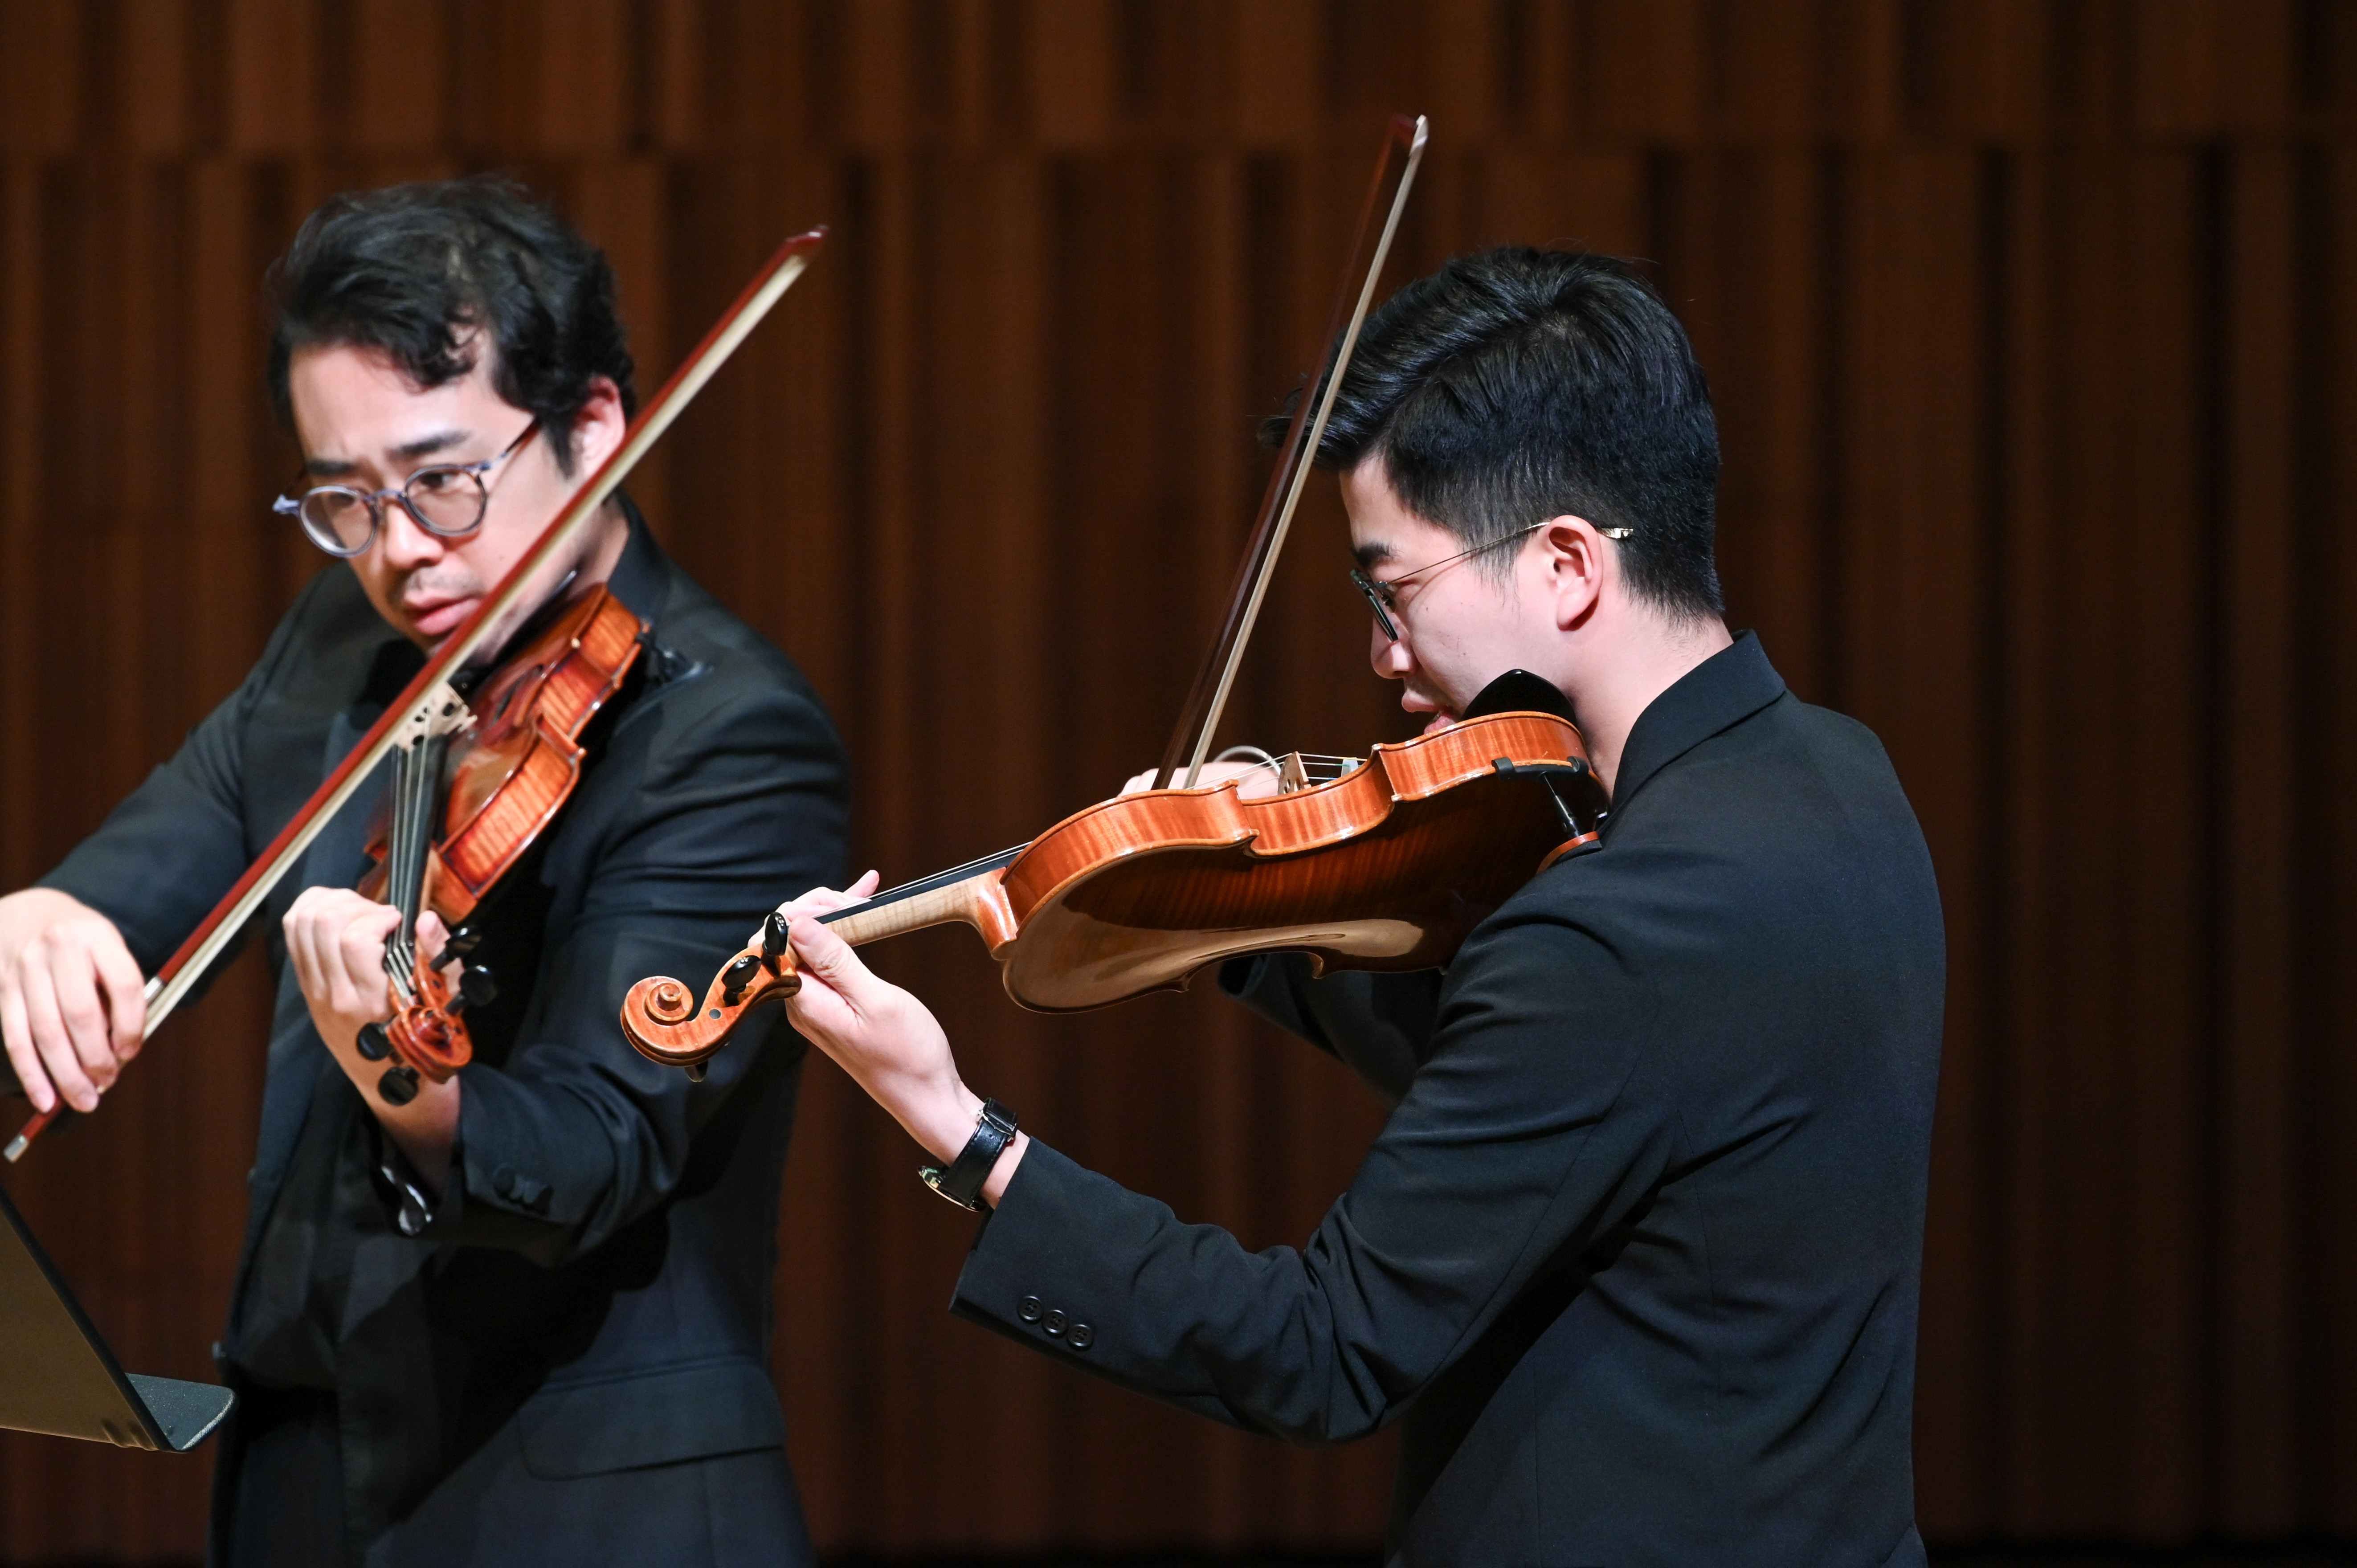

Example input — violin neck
[820,851,1023,954]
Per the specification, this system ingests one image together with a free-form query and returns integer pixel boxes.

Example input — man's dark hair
[267,176,634,475]
[1279,246,1723,620]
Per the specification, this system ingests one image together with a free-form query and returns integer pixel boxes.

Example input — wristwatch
[919,1098,1019,1211]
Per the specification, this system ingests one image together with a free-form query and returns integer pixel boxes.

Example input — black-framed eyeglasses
[274,420,541,558]
[1349,519,1632,642]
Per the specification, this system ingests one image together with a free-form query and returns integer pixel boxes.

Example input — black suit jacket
[950,634,1943,1568]
[41,511,847,1566]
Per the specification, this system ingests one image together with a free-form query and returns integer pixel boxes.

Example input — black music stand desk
[0,1178,233,1451]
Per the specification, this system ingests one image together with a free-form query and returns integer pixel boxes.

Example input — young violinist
[769,249,1943,1567]
[0,180,848,1567]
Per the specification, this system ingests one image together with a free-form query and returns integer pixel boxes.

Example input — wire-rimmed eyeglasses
[274,420,541,558]
[1349,518,1633,642]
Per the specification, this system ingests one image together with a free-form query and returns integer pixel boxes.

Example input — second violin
[622,114,1609,1074]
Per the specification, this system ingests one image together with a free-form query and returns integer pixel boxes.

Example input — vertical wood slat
[2010,145,2137,1535]
[1972,137,2058,1538]
[223,0,315,154]
[1577,0,1707,142]
[1836,145,2002,1535]
[1,161,42,886]
[348,0,452,155]
[2216,139,2299,1533]
[2295,146,2357,1536]
[2131,0,2297,138]
[0,0,84,158]
[2116,148,2211,1537]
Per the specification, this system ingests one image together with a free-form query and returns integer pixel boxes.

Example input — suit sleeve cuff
[952,1140,1122,1356]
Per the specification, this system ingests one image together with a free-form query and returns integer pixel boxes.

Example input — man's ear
[569,376,629,470]
[1540,516,1606,631]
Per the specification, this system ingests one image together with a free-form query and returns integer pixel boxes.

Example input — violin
[621,117,1609,1074]
[5,230,826,1160]
[347,580,646,1104]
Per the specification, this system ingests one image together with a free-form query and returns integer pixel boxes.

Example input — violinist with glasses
[0,179,848,1568]
[765,249,1944,1568]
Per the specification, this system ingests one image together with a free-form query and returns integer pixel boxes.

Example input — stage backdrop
[1,0,2351,1559]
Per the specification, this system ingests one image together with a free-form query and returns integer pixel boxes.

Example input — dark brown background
[2,0,2354,1561]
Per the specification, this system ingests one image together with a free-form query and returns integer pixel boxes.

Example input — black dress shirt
[40,507,848,1567]
[950,633,1943,1568]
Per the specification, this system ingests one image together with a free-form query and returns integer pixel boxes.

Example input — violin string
[1200,752,1366,785]
[389,746,413,995]
[385,739,425,1001]
[382,748,406,994]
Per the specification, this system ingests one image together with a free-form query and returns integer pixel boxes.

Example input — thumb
[416,911,451,967]
[787,914,871,992]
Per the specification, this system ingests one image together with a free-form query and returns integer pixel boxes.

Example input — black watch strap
[920,1098,1019,1212]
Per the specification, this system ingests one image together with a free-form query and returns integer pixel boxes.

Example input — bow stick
[1155,113,1427,789]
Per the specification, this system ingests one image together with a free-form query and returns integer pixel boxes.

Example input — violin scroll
[622,912,800,1074]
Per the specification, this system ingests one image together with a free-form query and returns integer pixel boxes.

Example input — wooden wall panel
[0,1,2352,1559]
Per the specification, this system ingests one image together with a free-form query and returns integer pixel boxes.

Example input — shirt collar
[1606,630,1787,812]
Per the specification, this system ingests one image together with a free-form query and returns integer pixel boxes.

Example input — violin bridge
[1276,753,1311,794]
[392,680,476,751]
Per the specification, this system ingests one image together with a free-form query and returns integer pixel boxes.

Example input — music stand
[0,1178,233,1451]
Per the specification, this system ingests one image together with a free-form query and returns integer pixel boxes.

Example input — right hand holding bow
[0,888,146,1115]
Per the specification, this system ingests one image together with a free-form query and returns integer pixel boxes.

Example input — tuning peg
[355,1022,393,1062]
[377,1064,421,1107]
[720,952,762,1006]
[460,965,498,1008]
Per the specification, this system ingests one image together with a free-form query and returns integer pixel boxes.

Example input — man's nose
[375,497,444,571]
[1369,618,1411,678]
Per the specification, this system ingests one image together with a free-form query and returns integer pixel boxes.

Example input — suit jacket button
[1042,1309,1067,1336]
[1067,1323,1094,1350]
[1017,1295,1043,1323]
[493,1166,519,1200]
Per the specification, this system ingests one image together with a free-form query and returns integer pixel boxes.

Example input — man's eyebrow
[390,428,470,464]
[1352,540,1394,572]
[300,428,470,480]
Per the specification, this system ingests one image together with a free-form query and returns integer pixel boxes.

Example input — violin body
[994,710,1596,1008]
[362,582,647,1087]
[621,710,1602,1066]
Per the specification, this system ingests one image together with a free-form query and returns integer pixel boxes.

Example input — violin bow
[1153,113,1428,790]
[6,229,828,1162]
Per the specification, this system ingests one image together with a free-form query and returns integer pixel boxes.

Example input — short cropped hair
[1279,246,1723,620]
[266,176,634,475]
